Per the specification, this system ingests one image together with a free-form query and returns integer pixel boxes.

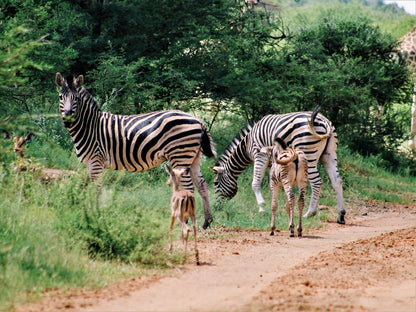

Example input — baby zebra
[261,137,308,237]
[165,164,200,265]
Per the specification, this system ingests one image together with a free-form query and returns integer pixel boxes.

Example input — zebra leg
[285,190,295,237]
[191,216,200,265]
[189,157,213,229]
[252,152,269,213]
[320,136,346,224]
[178,216,189,257]
[169,217,175,251]
[297,187,305,237]
[269,181,280,236]
[303,164,322,219]
[321,157,345,224]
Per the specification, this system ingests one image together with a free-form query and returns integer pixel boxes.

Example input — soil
[16,201,416,312]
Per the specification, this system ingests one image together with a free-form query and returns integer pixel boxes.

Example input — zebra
[261,137,308,237]
[55,73,216,229]
[211,107,346,224]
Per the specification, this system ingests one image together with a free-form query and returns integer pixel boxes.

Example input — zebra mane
[216,122,254,166]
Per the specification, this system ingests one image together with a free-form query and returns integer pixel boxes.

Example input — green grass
[0,142,415,311]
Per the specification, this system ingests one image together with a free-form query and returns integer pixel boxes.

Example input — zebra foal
[261,138,308,237]
[55,73,216,229]
[165,164,199,265]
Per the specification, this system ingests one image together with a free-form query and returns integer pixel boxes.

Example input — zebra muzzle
[62,111,76,123]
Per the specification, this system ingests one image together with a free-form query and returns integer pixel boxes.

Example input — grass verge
[0,145,414,311]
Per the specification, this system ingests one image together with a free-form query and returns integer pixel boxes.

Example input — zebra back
[252,111,332,150]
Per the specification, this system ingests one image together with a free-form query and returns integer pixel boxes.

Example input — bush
[268,17,412,158]
[50,172,174,266]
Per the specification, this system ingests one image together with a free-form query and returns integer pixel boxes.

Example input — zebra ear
[55,72,64,86]
[73,75,84,89]
[210,166,224,174]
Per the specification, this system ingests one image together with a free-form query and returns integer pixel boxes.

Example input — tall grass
[0,161,178,311]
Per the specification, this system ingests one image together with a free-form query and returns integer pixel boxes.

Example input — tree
[264,17,412,155]
[0,23,49,125]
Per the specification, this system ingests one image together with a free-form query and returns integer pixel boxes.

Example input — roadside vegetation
[0,0,415,310]
[1,122,415,311]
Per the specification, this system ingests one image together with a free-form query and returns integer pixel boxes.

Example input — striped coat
[56,73,216,229]
[212,108,346,224]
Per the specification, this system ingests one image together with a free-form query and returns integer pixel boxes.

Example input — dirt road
[18,207,415,312]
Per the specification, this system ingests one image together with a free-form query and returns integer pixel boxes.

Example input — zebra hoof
[290,232,295,237]
[303,210,317,218]
[337,210,346,224]
[270,231,274,236]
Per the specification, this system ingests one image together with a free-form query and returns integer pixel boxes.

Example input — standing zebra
[55,73,216,229]
[211,107,346,224]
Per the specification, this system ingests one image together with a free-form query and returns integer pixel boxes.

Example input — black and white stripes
[212,108,346,224]
[56,73,216,229]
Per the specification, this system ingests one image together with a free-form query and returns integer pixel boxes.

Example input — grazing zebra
[211,107,346,224]
[55,73,216,229]
[261,138,308,237]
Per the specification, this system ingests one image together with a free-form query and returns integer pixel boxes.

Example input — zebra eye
[59,95,63,100]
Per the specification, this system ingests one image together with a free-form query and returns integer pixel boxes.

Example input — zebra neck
[221,136,252,178]
[68,88,103,150]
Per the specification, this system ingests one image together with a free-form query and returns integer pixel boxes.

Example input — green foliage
[0,26,45,86]
[0,170,87,310]
[48,170,173,266]
[268,17,412,156]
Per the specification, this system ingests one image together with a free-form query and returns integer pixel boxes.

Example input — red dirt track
[17,204,416,312]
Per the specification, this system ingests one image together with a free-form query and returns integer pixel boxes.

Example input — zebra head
[55,73,84,127]
[211,165,238,199]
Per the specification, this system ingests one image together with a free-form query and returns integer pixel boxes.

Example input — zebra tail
[311,105,321,123]
[201,124,217,158]
[308,105,330,140]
